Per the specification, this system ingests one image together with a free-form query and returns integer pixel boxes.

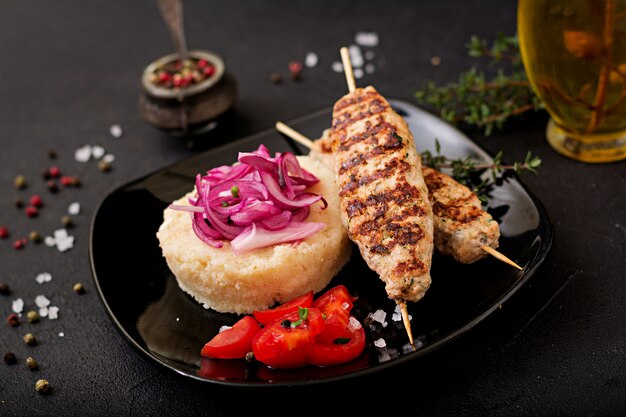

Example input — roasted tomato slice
[200,315,261,359]
[252,291,314,326]
[252,307,324,368]
[312,285,355,344]
[306,316,366,367]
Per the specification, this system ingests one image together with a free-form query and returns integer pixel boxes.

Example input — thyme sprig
[421,140,542,203]
[415,34,544,136]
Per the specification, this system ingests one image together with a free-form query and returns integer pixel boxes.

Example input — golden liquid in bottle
[518,0,626,162]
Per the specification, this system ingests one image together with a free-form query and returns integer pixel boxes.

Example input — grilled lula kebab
[326,48,436,345]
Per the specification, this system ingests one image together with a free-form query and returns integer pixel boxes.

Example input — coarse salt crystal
[305,52,318,68]
[378,349,391,363]
[355,31,379,47]
[331,61,344,73]
[35,295,50,308]
[102,154,115,164]
[374,338,387,348]
[348,316,362,330]
[35,272,52,284]
[370,309,387,324]
[39,307,48,318]
[68,202,80,215]
[91,145,105,160]
[54,229,68,240]
[109,124,123,138]
[58,332,65,337]
[44,236,56,247]
[219,325,232,333]
[348,44,364,68]
[74,145,92,162]
[48,306,59,320]
[12,298,24,314]
[56,236,75,252]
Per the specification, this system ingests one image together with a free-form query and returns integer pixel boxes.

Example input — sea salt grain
[370,309,387,324]
[12,298,24,314]
[355,31,379,47]
[68,202,80,215]
[58,332,64,337]
[374,338,387,348]
[39,308,48,318]
[35,295,50,308]
[305,52,318,68]
[35,272,52,284]
[91,145,105,160]
[74,145,92,162]
[348,44,364,68]
[48,306,59,320]
[109,124,123,138]
[47,228,75,252]
[102,154,115,164]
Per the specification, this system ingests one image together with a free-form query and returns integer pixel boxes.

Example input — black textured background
[1,1,625,416]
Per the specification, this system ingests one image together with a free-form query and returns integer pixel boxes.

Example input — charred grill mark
[432,201,484,224]
[393,255,427,278]
[332,99,389,131]
[334,90,379,112]
[338,158,411,197]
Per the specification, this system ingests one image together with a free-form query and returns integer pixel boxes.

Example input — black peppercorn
[4,352,17,364]
[0,283,10,295]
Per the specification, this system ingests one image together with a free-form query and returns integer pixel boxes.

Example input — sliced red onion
[230,222,326,254]
[168,144,327,253]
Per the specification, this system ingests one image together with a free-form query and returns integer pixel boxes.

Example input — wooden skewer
[480,245,523,270]
[340,46,356,93]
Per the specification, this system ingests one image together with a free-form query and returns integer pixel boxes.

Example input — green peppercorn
[98,160,111,172]
[73,282,85,295]
[4,352,17,365]
[27,310,40,323]
[26,356,38,370]
[35,379,49,394]
[23,333,37,346]
[29,230,42,243]
[14,175,27,189]
[61,216,73,228]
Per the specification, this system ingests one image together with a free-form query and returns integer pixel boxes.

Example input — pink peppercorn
[0,227,8,239]
[29,195,43,207]
[202,66,215,77]
[13,239,24,250]
[48,166,61,178]
[197,59,209,68]
[25,206,38,218]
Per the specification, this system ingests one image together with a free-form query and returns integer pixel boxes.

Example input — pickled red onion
[168,144,327,253]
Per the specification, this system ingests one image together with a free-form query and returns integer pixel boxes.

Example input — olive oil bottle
[518,0,626,162]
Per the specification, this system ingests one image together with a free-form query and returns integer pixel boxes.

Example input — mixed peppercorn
[149,57,216,89]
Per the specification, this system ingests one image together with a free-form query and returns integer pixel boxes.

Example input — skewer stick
[340,47,356,93]
[480,245,523,270]
[275,121,316,149]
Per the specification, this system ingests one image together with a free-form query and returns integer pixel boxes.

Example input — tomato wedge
[200,315,261,359]
[306,316,366,367]
[252,307,324,368]
[252,291,314,325]
[312,285,355,344]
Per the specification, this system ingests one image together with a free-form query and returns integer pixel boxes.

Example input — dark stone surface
[0,0,624,416]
